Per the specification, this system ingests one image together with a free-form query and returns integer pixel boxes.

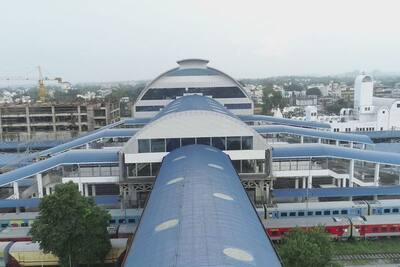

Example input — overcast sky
[1,0,400,82]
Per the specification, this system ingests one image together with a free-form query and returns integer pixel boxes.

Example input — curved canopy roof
[125,144,282,267]
[255,125,373,144]
[239,115,331,129]
[272,144,400,165]
[0,149,119,186]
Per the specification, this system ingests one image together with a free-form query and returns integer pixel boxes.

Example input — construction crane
[0,67,71,102]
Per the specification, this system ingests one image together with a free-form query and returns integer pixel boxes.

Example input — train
[266,215,400,240]
[0,208,142,229]
[258,199,400,220]
[0,239,128,267]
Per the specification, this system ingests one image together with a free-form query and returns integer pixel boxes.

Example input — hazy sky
[1,0,400,82]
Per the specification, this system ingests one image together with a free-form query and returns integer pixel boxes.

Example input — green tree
[278,226,335,267]
[325,99,352,114]
[31,182,111,267]
[262,86,288,115]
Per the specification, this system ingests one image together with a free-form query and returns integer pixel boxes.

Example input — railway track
[334,252,400,261]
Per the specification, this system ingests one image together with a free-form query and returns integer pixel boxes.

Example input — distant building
[0,102,120,141]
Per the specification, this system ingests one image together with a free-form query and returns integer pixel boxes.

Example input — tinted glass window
[109,220,116,224]
[224,103,252,109]
[196,137,211,145]
[384,208,391,213]
[127,164,137,177]
[227,136,241,150]
[138,139,150,153]
[141,87,246,100]
[182,138,195,146]
[137,163,151,176]
[166,138,180,152]
[298,212,305,216]
[281,212,287,217]
[135,105,164,112]
[242,136,253,150]
[341,210,348,215]
[151,162,161,176]
[119,219,126,224]
[289,212,296,217]
[142,88,185,100]
[242,160,255,173]
[307,211,313,216]
[323,210,331,215]
[128,219,136,223]
[151,139,165,152]
[212,137,226,150]
[333,210,339,215]
[393,208,399,213]
[315,211,322,216]
[232,160,241,173]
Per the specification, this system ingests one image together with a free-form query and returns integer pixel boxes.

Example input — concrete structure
[0,102,120,141]
[134,59,253,118]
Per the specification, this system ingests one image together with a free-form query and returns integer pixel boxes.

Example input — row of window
[136,103,252,113]
[138,136,253,153]
[126,159,265,177]
[141,87,246,100]
[277,209,349,217]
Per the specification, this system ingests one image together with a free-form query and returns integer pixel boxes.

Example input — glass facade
[138,136,253,153]
[126,162,162,177]
[141,87,246,100]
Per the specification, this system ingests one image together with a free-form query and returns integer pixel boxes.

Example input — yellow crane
[0,66,70,102]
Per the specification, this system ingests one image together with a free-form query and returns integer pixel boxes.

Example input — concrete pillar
[363,144,367,150]
[374,163,380,186]
[294,178,299,189]
[13,182,19,199]
[335,140,339,146]
[300,136,304,144]
[86,143,90,149]
[78,181,83,194]
[350,142,354,148]
[84,184,89,197]
[91,185,96,196]
[26,106,31,139]
[36,173,43,198]
[318,138,321,144]
[302,177,306,189]
[342,177,346,187]
[307,175,313,189]
[270,179,274,190]
[349,159,354,187]
[255,184,262,203]
[51,106,56,133]
[45,186,51,196]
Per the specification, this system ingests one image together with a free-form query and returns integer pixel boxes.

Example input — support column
[91,185,96,196]
[350,142,354,148]
[349,159,354,187]
[36,173,43,198]
[13,182,19,199]
[294,178,299,189]
[342,177,346,187]
[374,163,380,186]
[84,184,89,197]
[45,186,51,196]
[302,177,306,189]
[335,140,339,146]
[300,136,304,144]
[78,181,83,194]
[307,175,313,189]
[318,138,321,144]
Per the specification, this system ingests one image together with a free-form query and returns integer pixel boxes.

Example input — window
[151,139,165,152]
[141,86,246,100]
[196,137,211,146]
[384,208,391,214]
[315,211,322,216]
[241,160,255,173]
[119,219,126,224]
[289,212,296,217]
[212,137,226,150]
[323,210,331,215]
[137,163,151,176]
[135,105,164,112]
[393,208,399,213]
[138,139,150,153]
[109,220,116,224]
[151,162,161,176]
[298,212,305,216]
[227,136,241,150]
[224,103,252,109]
[232,160,241,173]
[128,219,136,223]
[182,138,195,146]
[333,210,339,215]
[307,211,313,216]
[241,136,253,150]
[280,212,287,217]
[166,138,180,152]
[397,103,400,108]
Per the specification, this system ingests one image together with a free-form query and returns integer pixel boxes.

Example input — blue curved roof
[165,67,220,76]
[273,186,400,199]
[255,125,372,144]
[152,95,239,121]
[0,150,119,186]
[38,128,137,156]
[272,144,400,165]
[125,144,282,267]
[239,115,331,129]
[357,130,400,139]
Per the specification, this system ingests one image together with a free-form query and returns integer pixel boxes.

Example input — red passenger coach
[352,215,400,238]
[266,217,352,240]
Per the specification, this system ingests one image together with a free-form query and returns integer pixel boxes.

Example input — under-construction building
[0,102,120,141]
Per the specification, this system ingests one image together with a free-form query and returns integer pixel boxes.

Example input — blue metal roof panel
[255,125,372,144]
[272,144,400,165]
[125,144,281,267]
[0,150,119,186]
[357,130,400,139]
[38,128,136,156]
[272,186,400,198]
[240,115,331,129]
[152,95,239,121]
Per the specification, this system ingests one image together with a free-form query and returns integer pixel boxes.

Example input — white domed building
[133,59,253,118]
